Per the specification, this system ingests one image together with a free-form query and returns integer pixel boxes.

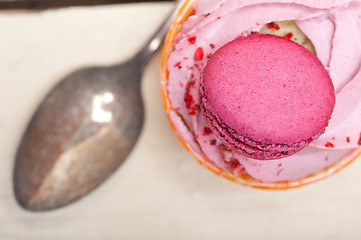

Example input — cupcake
[160,0,361,189]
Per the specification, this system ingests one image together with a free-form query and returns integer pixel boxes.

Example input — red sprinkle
[284,32,293,40]
[188,104,200,115]
[325,142,334,148]
[203,127,213,136]
[221,154,241,169]
[346,137,350,143]
[184,80,195,109]
[184,77,200,115]
[194,63,202,72]
[210,43,215,48]
[210,139,217,145]
[173,61,182,69]
[276,168,284,176]
[188,36,196,44]
[184,95,193,109]
[194,47,204,61]
[217,16,221,20]
[229,161,239,169]
[207,53,213,58]
[220,145,233,161]
[267,22,280,30]
[358,133,361,145]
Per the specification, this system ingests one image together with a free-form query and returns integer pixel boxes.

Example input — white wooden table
[1,2,361,239]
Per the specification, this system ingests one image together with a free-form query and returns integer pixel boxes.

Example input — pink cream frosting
[167,0,361,182]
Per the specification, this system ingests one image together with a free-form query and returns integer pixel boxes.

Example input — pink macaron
[200,34,335,160]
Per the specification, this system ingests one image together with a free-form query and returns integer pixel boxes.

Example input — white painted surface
[0,2,361,239]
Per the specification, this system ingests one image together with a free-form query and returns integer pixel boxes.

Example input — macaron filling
[200,34,335,160]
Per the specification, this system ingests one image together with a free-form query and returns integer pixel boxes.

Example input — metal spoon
[14,1,182,211]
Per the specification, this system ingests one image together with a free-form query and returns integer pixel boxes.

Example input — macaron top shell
[201,34,335,153]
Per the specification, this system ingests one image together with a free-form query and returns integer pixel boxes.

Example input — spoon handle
[136,0,185,67]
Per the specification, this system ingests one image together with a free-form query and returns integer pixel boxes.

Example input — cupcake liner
[160,0,361,189]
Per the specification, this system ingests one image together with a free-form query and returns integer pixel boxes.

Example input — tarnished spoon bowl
[14,1,183,211]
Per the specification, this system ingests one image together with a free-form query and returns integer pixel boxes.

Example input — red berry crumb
[229,161,239,169]
[276,168,284,176]
[194,47,204,61]
[184,80,195,109]
[267,22,280,30]
[325,142,334,148]
[194,63,202,72]
[203,127,213,136]
[184,95,193,109]
[284,32,293,40]
[174,61,182,69]
[210,43,215,48]
[184,78,200,115]
[358,133,361,145]
[188,36,196,44]
[210,139,217,145]
[188,104,200,115]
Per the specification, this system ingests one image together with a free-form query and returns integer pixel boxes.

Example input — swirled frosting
[167,0,361,182]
